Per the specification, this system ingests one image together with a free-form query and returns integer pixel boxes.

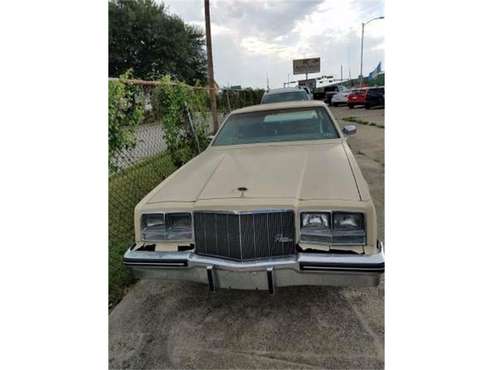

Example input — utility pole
[359,22,364,86]
[204,0,218,133]
[341,65,343,82]
[359,16,384,87]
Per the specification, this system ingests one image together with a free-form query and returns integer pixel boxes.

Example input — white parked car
[331,89,351,106]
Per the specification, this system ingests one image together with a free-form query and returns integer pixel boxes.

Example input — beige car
[124,100,384,293]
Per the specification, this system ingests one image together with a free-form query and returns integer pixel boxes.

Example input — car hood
[147,141,361,204]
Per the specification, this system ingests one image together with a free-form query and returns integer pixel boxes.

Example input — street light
[359,16,384,85]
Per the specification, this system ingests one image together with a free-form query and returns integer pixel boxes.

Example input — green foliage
[151,76,210,166]
[108,71,144,173]
[109,152,176,307]
[109,0,207,84]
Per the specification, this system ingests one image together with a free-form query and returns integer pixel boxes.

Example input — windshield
[213,107,340,146]
[261,91,308,104]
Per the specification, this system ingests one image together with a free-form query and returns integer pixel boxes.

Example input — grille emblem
[275,234,293,243]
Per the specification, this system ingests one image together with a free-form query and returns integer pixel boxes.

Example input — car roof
[230,100,327,114]
[263,87,306,95]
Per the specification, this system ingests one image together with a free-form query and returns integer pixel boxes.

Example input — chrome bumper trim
[123,241,385,290]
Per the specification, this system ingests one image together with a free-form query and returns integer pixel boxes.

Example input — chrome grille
[193,210,295,261]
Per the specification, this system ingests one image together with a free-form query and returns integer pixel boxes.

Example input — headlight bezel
[300,210,367,246]
[140,212,193,242]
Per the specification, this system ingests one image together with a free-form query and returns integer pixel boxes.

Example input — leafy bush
[151,76,210,166]
[108,70,144,173]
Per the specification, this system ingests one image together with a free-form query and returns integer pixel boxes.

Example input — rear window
[261,91,308,104]
[213,107,339,146]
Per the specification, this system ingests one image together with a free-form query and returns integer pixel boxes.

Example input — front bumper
[123,241,384,292]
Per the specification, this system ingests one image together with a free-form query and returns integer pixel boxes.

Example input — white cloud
[240,36,298,60]
[161,0,385,88]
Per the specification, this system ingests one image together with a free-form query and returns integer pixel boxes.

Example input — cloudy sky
[161,0,384,88]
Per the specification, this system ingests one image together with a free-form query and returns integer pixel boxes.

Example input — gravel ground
[109,108,385,369]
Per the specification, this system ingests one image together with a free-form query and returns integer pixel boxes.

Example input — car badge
[275,234,293,243]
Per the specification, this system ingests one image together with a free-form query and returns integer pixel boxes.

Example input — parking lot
[109,107,385,369]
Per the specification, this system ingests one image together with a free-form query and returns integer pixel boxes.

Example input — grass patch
[343,116,384,129]
[109,152,176,308]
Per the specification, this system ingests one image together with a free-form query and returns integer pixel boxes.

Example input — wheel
[348,104,354,109]
[365,103,370,109]
[332,102,338,107]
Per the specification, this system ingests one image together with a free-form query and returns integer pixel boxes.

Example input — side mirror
[342,125,357,136]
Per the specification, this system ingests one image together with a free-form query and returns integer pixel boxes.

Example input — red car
[347,88,368,108]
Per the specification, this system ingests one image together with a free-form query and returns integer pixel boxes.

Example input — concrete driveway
[109,108,385,369]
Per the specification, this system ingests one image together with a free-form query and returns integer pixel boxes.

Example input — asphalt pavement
[109,106,385,369]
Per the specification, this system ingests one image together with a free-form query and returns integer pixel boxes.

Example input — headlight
[332,212,366,245]
[300,212,331,244]
[141,212,192,241]
[333,212,363,230]
[300,211,366,245]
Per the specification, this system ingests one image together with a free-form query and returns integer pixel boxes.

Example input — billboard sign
[293,57,320,75]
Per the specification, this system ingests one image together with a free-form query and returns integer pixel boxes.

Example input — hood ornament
[237,186,248,197]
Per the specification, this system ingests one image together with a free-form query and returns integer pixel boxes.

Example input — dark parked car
[365,87,385,109]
